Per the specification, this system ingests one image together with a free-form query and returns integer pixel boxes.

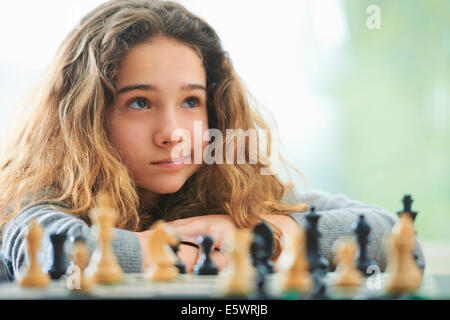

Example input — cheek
[109,116,147,162]
[201,124,210,149]
[181,111,209,147]
[199,114,210,152]
[199,110,210,143]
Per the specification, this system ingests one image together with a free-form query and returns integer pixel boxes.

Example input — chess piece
[250,234,265,273]
[47,232,69,280]
[305,207,329,274]
[353,214,378,275]
[252,221,275,274]
[397,195,424,271]
[71,236,95,291]
[171,236,186,274]
[193,235,219,275]
[334,238,363,287]
[397,195,417,222]
[146,220,179,281]
[282,225,312,293]
[253,265,269,300]
[386,214,423,295]
[250,234,272,300]
[90,192,123,284]
[309,271,328,300]
[225,228,255,296]
[19,220,51,287]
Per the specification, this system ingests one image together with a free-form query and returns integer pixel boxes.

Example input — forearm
[262,214,301,239]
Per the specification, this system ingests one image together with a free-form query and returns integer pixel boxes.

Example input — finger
[210,250,229,272]
[177,243,199,273]
[207,225,223,249]
[208,225,234,253]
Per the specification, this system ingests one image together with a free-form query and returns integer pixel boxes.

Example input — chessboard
[1,193,443,301]
[0,271,448,300]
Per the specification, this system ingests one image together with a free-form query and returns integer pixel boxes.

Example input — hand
[135,229,199,272]
[166,215,237,251]
[167,215,237,272]
[261,213,301,237]
[207,248,229,272]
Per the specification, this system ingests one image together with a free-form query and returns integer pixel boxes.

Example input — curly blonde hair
[0,0,307,259]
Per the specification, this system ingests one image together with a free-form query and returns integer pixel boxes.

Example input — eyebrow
[116,83,207,95]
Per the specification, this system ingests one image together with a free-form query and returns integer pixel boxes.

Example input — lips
[152,155,190,164]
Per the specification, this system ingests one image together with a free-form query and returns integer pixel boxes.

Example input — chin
[148,180,186,195]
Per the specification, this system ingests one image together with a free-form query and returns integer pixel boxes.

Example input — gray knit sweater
[1,189,425,278]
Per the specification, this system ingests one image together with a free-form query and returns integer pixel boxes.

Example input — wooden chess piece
[305,207,329,274]
[250,234,272,299]
[397,195,424,271]
[252,221,275,274]
[146,220,179,281]
[386,214,423,295]
[334,238,363,287]
[171,236,186,274]
[47,232,69,280]
[90,192,123,284]
[282,225,313,292]
[193,235,219,275]
[225,228,255,296]
[19,220,51,288]
[72,237,95,291]
[352,214,378,275]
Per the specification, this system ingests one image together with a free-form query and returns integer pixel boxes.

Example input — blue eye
[128,98,149,110]
[183,97,200,108]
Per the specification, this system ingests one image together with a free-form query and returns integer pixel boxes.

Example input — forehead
[116,37,206,88]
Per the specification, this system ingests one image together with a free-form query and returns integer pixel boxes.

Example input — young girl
[0,0,423,280]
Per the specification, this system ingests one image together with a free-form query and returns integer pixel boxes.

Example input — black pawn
[47,232,69,280]
[353,214,378,275]
[171,237,186,274]
[193,235,218,275]
[305,207,329,275]
[397,195,424,271]
[252,221,274,274]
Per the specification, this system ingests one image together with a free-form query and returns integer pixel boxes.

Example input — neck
[138,188,160,212]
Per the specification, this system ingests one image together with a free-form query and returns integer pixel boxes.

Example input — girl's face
[109,37,209,198]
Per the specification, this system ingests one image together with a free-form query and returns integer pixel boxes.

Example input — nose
[153,109,184,147]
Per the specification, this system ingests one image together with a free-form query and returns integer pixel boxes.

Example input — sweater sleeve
[1,201,143,279]
[286,189,426,272]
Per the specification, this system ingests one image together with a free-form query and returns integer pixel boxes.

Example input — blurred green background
[305,0,450,274]
[324,0,449,242]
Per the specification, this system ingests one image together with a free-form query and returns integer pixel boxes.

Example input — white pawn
[71,238,95,291]
[334,238,363,287]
